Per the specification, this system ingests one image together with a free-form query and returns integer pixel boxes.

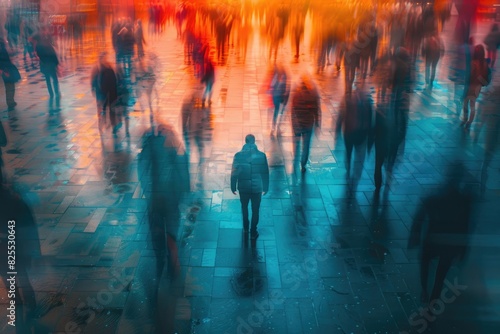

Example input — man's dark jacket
[231,143,269,194]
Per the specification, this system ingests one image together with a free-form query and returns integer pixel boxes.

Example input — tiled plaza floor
[1,15,500,334]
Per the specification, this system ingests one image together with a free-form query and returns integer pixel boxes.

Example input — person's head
[473,44,485,61]
[245,134,255,144]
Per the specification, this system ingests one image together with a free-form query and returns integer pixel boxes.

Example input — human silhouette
[231,134,269,240]
[291,74,321,173]
[408,162,474,303]
[0,184,41,333]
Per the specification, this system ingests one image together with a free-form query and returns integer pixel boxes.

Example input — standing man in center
[231,134,269,240]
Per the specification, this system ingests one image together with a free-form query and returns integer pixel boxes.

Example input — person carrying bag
[0,41,21,110]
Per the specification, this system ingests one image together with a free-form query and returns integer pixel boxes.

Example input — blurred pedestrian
[449,37,473,113]
[231,134,269,240]
[115,66,132,137]
[91,53,121,136]
[291,75,321,172]
[137,123,190,332]
[484,23,500,69]
[134,56,157,117]
[0,184,41,332]
[201,56,215,106]
[478,82,500,194]
[269,64,289,136]
[408,162,473,303]
[135,19,146,60]
[462,44,490,129]
[422,33,444,91]
[337,86,373,193]
[0,40,21,110]
[181,89,212,165]
[34,27,60,99]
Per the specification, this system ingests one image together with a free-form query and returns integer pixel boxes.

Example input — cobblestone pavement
[0,15,499,334]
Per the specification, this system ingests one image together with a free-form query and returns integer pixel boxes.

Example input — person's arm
[315,90,321,129]
[262,154,269,195]
[230,154,238,194]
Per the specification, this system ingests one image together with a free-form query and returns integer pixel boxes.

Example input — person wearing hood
[231,134,269,240]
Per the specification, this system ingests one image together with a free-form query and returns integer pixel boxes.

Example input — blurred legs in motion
[294,130,313,172]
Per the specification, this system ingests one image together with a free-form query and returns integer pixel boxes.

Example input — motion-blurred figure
[269,64,289,136]
[479,82,500,195]
[137,123,190,332]
[115,67,132,137]
[422,32,444,91]
[0,184,41,333]
[462,45,490,129]
[231,134,269,240]
[484,23,500,69]
[135,19,146,60]
[291,75,321,173]
[449,37,473,113]
[134,55,158,118]
[181,89,212,165]
[0,40,20,110]
[337,85,373,193]
[201,56,215,106]
[408,162,473,303]
[91,53,121,136]
[34,26,60,99]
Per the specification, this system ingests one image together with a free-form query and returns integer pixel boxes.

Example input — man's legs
[301,130,313,170]
[51,70,61,97]
[4,81,16,108]
[293,132,302,171]
[45,73,54,97]
[271,97,281,132]
[239,193,251,232]
[249,192,262,235]
[430,255,455,302]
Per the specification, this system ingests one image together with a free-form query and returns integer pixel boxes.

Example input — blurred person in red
[462,44,490,130]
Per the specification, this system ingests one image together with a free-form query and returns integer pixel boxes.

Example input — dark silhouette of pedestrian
[478,82,500,195]
[0,40,21,110]
[231,134,269,240]
[91,53,121,136]
[422,33,444,91]
[291,74,321,173]
[337,85,373,193]
[34,26,60,99]
[137,123,190,332]
[135,19,146,60]
[408,162,474,303]
[0,184,41,333]
[484,23,500,69]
